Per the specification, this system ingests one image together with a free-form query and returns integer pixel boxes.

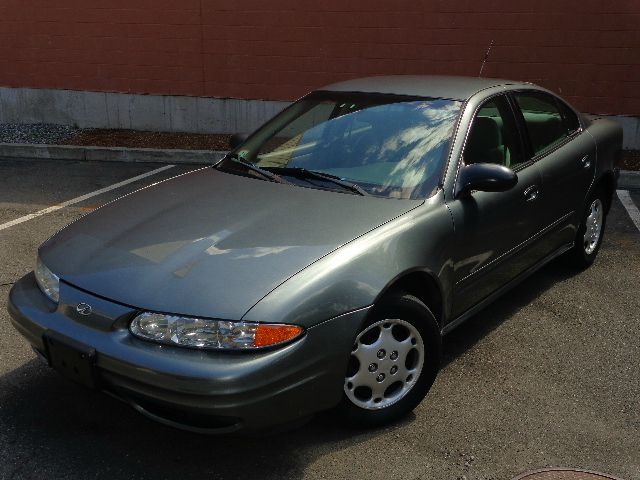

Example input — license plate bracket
[43,330,98,389]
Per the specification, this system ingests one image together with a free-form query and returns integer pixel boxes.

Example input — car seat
[465,117,505,166]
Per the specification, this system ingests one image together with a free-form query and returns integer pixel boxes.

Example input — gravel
[0,123,79,145]
[0,123,231,151]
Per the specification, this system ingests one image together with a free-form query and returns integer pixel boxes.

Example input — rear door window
[514,92,572,156]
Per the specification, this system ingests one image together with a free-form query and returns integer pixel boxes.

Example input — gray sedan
[8,76,622,433]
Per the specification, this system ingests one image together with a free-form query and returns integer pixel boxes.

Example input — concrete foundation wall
[613,116,640,150]
[0,87,289,135]
[1,86,638,149]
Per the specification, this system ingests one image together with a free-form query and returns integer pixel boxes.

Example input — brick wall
[0,0,638,115]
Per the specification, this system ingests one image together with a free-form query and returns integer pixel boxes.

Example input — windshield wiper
[265,167,368,196]
[221,154,289,184]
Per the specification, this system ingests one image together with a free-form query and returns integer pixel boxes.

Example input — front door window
[464,95,525,169]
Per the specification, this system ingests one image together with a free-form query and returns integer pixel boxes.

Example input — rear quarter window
[555,98,581,134]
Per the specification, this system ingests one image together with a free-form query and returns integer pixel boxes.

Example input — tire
[337,293,441,427]
[565,187,608,268]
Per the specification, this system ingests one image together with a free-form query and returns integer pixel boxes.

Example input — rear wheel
[338,293,441,427]
[565,188,607,268]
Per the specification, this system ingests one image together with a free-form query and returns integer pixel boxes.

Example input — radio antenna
[479,40,494,77]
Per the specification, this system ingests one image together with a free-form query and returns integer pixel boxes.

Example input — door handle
[524,185,540,202]
[580,154,591,169]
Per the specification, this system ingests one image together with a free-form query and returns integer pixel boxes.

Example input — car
[8,75,622,434]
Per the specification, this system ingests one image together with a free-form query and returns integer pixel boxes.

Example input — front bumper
[7,273,370,433]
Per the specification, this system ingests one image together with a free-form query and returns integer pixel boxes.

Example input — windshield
[217,91,462,199]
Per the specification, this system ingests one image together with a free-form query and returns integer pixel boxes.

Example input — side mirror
[455,163,518,198]
[229,133,249,150]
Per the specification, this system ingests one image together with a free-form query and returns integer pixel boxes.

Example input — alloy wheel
[344,318,424,410]
[583,198,603,255]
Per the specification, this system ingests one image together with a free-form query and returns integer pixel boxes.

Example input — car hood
[41,167,421,320]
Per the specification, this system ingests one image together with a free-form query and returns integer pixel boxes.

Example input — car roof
[319,75,532,101]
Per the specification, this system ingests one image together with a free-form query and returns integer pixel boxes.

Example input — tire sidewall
[338,293,441,427]
[574,188,607,266]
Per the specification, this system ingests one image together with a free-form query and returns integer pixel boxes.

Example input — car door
[447,94,546,318]
[511,91,597,254]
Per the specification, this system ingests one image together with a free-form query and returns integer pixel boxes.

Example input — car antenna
[478,40,494,77]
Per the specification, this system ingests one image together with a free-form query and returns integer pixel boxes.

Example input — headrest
[468,117,501,151]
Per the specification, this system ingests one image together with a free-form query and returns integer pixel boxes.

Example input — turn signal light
[254,324,304,348]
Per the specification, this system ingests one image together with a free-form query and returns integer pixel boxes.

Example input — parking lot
[1,159,638,480]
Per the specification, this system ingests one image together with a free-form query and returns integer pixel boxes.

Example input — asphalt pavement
[0,159,639,480]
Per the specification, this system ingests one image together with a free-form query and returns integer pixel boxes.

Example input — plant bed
[621,150,640,171]
[63,129,231,151]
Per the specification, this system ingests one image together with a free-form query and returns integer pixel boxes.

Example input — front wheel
[337,294,441,427]
[565,188,608,268]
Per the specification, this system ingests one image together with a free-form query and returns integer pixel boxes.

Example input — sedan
[8,75,622,433]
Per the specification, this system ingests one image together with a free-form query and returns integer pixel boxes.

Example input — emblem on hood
[76,303,92,316]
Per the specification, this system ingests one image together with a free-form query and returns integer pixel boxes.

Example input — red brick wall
[0,0,639,114]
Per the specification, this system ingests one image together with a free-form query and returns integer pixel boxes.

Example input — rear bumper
[8,273,370,433]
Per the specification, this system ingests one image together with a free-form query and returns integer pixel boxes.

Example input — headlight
[129,312,304,350]
[35,257,60,303]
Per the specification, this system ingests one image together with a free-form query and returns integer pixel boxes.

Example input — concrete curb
[0,143,226,164]
[1,143,638,189]
[619,169,640,190]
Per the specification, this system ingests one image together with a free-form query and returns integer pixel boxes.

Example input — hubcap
[344,319,424,410]
[583,198,603,255]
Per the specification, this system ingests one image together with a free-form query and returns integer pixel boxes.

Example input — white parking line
[617,190,640,233]
[0,165,175,232]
